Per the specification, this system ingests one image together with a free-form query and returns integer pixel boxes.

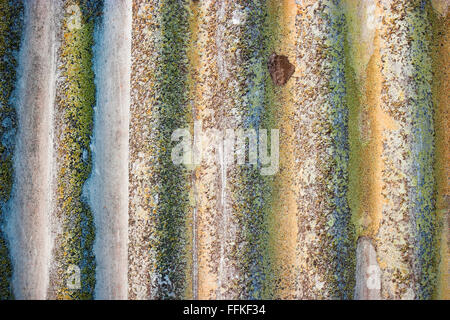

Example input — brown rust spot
[268,53,295,86]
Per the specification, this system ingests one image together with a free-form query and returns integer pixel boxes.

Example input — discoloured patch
[268,53,295,86]
[268,0,299,299]
[431,6,450,300]
[360,30,399,238]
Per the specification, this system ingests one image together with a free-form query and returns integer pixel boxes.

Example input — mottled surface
[0,0,446,300]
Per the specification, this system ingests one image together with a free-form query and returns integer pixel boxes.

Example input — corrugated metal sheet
[0,0,447,300]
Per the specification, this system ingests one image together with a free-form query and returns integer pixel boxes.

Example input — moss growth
[429,2,449,300]
[344,1,368,240]
[153,0,191,299]
[53,0,102,300]
[232,0,277,299]
[407,0,440,300]
[346,62,366,239]
[322,1,356,299]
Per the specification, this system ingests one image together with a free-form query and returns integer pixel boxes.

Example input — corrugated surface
[0,0,447,300]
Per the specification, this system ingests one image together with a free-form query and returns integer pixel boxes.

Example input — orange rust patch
[358,24,399,238]
[268,0,300,299]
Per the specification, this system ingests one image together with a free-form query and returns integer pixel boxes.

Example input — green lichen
[232,0,278,299]
[344,2,367,241]
[407,0,439,300]
[429,2,449,300]
[153,0,191,299]
[53,0,102,300]
[322,1,356,299]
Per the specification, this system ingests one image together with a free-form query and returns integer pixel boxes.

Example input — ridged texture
[0,0,447,300]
